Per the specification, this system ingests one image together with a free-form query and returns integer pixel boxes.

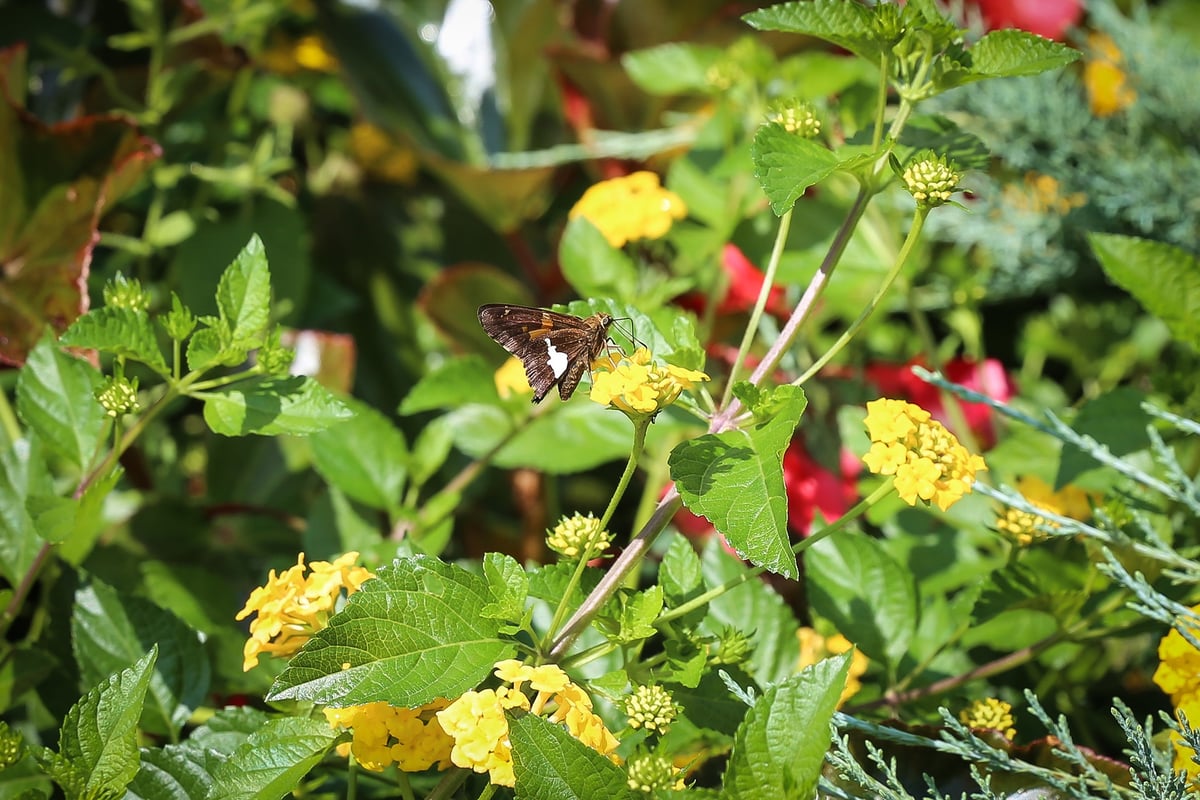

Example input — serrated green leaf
[72,583,209,739]
[309,398,407,512]
[198,376,353,437]
[700,540,800,687]
[670,386,807,579]
[897,115,991,172]
[58,646,157,798]
[722,653,849,799]
[805,532,916,669]
[1055,386,1153,487]
[215,235,271,348]
[659,533,704,614]
[559,217,640,303]
[482,552,528,621]
[268,556,515,706]
[127,744,210,800]
[58,306,169,375]
[409,415,455,489]
[752,124,842,215]
[509,713,636,800]
[609,586,663,644]
[399,355,500,414]
[16,333,106,470]
[0,437,52,586]
[206,717,336,800]
[743,1,879,62]
[185,326,235,373]
[621,43,724,96]
[187,706,273,754]
[964,29,1081,81]
[1089,233,1200,352]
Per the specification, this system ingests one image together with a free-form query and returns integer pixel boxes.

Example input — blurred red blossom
[972,0,1083,41]
[678,244,788,318]
[865,357,1015,448]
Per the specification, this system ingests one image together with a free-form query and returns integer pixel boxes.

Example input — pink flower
[677,244,788,318]
[972,0,1083,41]
[865,357,1015,448]
[783,440,859,535]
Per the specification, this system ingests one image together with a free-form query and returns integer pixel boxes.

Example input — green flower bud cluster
[546,513,612,559]
[624,684,677,734]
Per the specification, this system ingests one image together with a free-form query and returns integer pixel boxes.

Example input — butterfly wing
[478,304,603,402]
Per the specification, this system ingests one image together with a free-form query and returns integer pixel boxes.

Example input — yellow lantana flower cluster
[1153,605,1200,784]
[589,349,708,419]
[995,475,1095,546]
[236,552,374,671]
[1083,32,1136,118]
[797,628,870,707]
[568,171,687,248]
[546,512,612,559]
[862,398,987,512]
[435,660,619,787]
[959,697,1017,740]
[325,700,454,773]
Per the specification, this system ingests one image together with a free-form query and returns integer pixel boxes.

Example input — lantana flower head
[1153,609,1200,784]
[589,348,708,420]
[862,398,987,511]
[1083,31,1136,117]
[436,660,619,787]
[995,475,1096,545]
[797,628,869,706]
[568,171,687,248]
[325,700,454,772]
[236,552,374,671]
[959,697,1017,740]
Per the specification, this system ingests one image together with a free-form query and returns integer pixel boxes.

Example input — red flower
[677,244,788,318]
[865,357,1015,448]
[972,0,1083,41]
[783,440,859,536]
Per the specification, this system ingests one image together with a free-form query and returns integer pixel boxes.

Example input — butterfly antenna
[611,317,646,351]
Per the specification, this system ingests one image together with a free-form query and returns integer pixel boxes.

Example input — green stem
[425,768,470,800]
[721,208,793,409]
[543,416,650,651]
[656,482,893,626]
[793,208,929,387]
[0,383,20,444]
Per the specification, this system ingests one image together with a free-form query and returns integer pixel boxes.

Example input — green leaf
[127,743,210,800]
[964,29,1081,81]
[15,332,106,470]
[309,398,407,512]
[559,217,640,303]
[752,124,843,216]
[1055,386,1153,488]
[58,306,169,375]
[722,653,850,799]
[608,586,663,645]
[700,540,800,687]
[897,115,991,173]
[0,436,52,586]
[409,415,455,489]
[508,713,635,800]
[621,43,724,96]
[659,533,704,618]
[56,469,121,565]
[198,376,354,437]
[743,1,879,63]
[57,646,157,799]
[399,355,500,414]
[207,717,337,800]
[482,552,528,622]
[805,532,917,669]
[268,555,515,706]
[215,234,272,348]
[185,325,235,373]
[72,582,209,739]
[669,385,807,579]
[1089,233,1200,352]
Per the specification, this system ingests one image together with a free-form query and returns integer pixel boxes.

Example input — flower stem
[721,208,793,409]
[793,207,929,386]
[543,416,650,653]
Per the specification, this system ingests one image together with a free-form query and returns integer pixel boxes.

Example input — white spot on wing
[545,339,569,378]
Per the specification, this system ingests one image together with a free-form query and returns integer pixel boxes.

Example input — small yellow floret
[568,172,687,248]
[959,698,1017,740]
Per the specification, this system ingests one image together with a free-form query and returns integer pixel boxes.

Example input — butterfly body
[478,304,615,402]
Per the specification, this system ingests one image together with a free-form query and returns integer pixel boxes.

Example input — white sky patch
[545,339,569,378]
[436,0,496,117]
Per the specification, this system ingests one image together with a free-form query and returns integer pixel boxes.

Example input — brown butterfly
[478,304,617,403]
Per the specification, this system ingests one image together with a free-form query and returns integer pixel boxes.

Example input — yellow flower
[568,171,687,248]
[436,660,619,787]
[349,122,419,184]
[959,698,1017,740]
[494,355,533,399]
[589,349,708,419]
[797,628,869,707]
[1083,32,1136,117]
[546,512,612,559]
[995,475,1096,545]
[325,700,454,772]
[624,685,677,734]
[862,398,987,511]
[257,34,339,75]
[236,552,374,671]
[1153,604,1200,787]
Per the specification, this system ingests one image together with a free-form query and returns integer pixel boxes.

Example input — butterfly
[478,304,618,403]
